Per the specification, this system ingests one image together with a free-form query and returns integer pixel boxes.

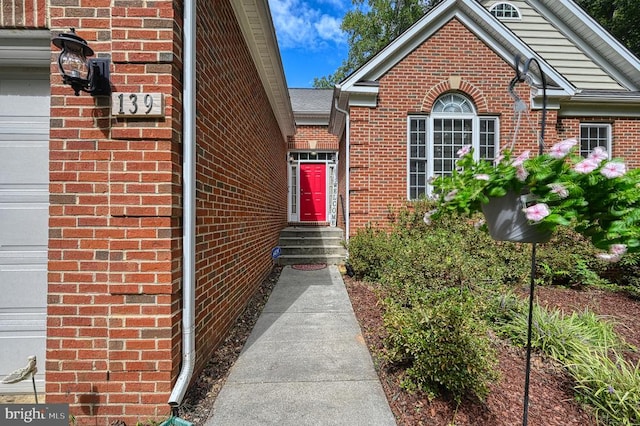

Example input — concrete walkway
[206,265,396,426]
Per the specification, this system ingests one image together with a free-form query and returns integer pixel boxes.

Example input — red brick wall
[0,0,47,27]
[47,0,287,424]
[192,0,288,379]
[288,125,338,151]
[345,18,640,235]
[557,117,640,168]
[48,0,182,423]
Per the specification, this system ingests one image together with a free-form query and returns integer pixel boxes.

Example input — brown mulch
[345,277,640,426]
[179,265,639,426]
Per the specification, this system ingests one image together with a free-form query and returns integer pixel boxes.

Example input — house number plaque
[112,92,164,117]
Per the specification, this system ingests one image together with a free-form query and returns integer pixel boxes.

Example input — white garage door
[0,66,49,394]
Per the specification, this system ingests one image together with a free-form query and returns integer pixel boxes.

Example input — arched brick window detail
[421,79,489,113]
[408,91,499,199]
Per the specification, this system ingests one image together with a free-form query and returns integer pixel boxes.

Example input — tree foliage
[575,0,640,58]
[313,0,640,89]
[313,0,443,88]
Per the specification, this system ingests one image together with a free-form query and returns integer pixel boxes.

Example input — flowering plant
[429,139,640,261]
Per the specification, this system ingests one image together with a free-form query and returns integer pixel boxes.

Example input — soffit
[230,0,295,138]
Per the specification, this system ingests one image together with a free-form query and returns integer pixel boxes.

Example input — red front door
[300,163,326,222]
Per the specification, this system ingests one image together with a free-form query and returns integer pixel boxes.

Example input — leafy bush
[346,225,397,281]
[602,252,640,298]
[536,227,610,287]
[382,288,498,403]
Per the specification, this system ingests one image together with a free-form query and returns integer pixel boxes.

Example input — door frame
[287,152,337,224]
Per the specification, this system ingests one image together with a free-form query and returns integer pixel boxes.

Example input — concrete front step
[278,226,346,265]
[279,227,344,239]
[277,254,347,266]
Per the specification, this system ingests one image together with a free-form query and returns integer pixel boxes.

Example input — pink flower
[423,209,438,225]
[588,146,608,163]
[444,190,458,202]
[600,162,626,179]
[597,253,621,263]
[548,183,569,198]
[574,159,598,174]
[511,150,530,167]
[524,203,550,222]
[516,165,528,182]
[475,174,490,181]
[493,154,505,166]
[457,145,472,157]
[549,138,577,159]
[596,244,627,262]
[610,244,627,256]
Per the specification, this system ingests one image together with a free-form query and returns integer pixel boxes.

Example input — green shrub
[536,227,610,287]
[346,226,397,281]
[382,288,498,403]
[602,252,640,298]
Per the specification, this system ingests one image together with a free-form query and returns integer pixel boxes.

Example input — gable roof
[330,0,640,133]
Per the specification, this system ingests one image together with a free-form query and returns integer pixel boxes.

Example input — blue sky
[269,0,351,88]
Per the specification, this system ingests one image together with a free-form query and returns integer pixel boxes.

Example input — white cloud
[269,0,347,50]
[314,15,344,44]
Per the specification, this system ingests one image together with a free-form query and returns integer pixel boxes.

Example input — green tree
[574,0,640,58]
[313,0,443,88]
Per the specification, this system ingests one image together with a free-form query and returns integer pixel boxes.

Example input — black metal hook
[512,55,548,155]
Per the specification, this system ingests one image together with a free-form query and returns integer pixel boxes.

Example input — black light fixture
[52,28,111,96]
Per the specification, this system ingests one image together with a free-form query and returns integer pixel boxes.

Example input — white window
[408,93,499,199]
[579,123,611,158]
[490,2,521,20]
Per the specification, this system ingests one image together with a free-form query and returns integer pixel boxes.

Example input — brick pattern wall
[344,18,640,235]
[48,0,181,423]
[47,0,287,424]
[192,0,288,379]
[0,0,47,27]
[288,124,338,151]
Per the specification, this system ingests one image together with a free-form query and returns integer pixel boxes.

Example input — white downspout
[334,97,350,239]
[168,0,196,408]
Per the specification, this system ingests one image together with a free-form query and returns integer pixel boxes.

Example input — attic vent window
[490,2,521,20]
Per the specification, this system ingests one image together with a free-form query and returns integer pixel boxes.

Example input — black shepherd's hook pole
[512,54,547,426]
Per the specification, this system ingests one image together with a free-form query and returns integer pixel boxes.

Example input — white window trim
[579,123,612,159]
[407,114,500,199]
[490,2,522,21]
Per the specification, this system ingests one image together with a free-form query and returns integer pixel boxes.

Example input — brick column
[48,1,181,424]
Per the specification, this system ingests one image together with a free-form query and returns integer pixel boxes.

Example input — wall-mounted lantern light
[52,28,111,96]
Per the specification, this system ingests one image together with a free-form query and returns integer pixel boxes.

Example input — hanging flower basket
[481,191,551,243]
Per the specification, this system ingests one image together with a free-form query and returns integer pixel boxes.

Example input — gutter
[168,0,196,409]
[333,92,350,240]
